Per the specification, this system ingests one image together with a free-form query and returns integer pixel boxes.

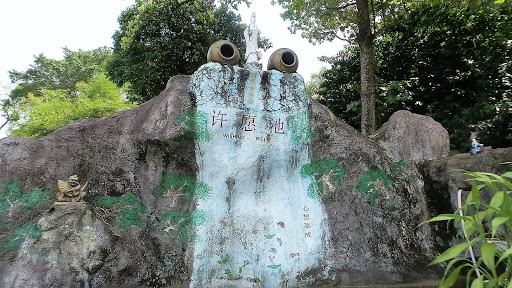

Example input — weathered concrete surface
[374,110,450,167]
[0,66,445,287]
[310,103,440,285]
[2,203,111,287]
[420,148,512,215]
[189,64,331,287]
[0,75,195,288]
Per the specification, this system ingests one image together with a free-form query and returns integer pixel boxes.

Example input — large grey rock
[0,75,194,288]
[310,103,440,284]
[420,147,512,210]
[0,70,443,287]
[374,110,450,166]
[3,203,111,288]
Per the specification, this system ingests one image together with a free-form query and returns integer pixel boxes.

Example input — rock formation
[0,65,447,287]
[374,110,450,167]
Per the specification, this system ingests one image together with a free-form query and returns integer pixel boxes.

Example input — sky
[0,0,343,138]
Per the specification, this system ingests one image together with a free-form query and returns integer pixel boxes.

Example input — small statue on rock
[57,175,87,202]
[244,13,262,68]
[471,138,484,154]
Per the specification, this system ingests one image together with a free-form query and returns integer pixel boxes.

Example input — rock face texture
[420,148,512,215]
[0,76,195,288]
[2,203,111,287]
[374,110,450,167]
[0,65,444,287]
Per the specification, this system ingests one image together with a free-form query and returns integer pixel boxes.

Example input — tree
[1,47,113,132]
[106,0,267,103]
[1,47,134,138]
[315,0,512,152]
[313,45,363,130]
[274,0,409,135]
[9,73,134,138]
[306,67,327,98]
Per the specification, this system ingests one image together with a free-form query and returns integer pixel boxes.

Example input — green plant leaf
[470,276,484,288]
[490,191,505,210]
[464,219,475,238]
[481,242,496,277]
[264,234,276,239]
[444,258,465,276]
[424,214,471,223]
[469,182,481,209]
[481,203,502,216]
[429,242,471,265]
[475,211,487,226]
[441,262,468,287]
[492,217,509,237]
[497,246,512,264]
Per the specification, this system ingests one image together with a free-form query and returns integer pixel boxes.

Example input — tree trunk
[355,0,376,136]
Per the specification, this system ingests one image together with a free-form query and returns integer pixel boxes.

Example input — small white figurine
[244,13,262,67]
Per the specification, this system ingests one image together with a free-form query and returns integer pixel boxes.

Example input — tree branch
[333,34,354,43]
[373,17,406,37]
[335,1,356,10]
[0,119,8,132]
[371,0,376,34]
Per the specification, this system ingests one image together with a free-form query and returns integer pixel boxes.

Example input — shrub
[426,171,512,288]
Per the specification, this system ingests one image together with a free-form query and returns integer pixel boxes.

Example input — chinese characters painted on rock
[211,110,287,136]
[303,206,312,238]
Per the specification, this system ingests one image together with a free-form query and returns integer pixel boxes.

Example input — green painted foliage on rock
[95,193,148,231]
[173,109,213,143]
[0,180,52,216]
[392,161,409,176]
[300,158,345,199]
[0,222,42,251]
[287,112,315,144]
[153,172,211,243]
[356,167,393,205]
[155,209,207,244]
[153,172,211,200]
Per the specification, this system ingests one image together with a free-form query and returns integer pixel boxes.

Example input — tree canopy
[314,0,512,152]
[274,0,410,135]
[10,73,134,138]
[106,0,261,103]
[2,47,134,138]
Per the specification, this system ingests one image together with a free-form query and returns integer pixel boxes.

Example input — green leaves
[492,217,508,238]
[481,242,497,277]
[315,0,512,150]
[9,73,134,138]
[426,171,512,287]
[106,0,248,103]
[429,241,473,266]
[3,47,134,138]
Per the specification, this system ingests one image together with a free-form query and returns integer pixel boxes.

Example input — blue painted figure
[471,138,483,154]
